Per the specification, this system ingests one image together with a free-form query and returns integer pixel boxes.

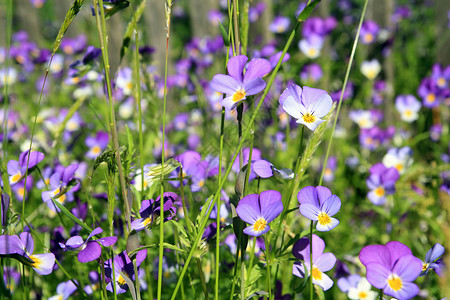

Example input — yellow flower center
[364,33,374,43]
[422,263,429,271]
[404,109,412,117]
[374,186,385,197]
[91,145,101,155]
[232,90,246,102]
[11,172,22,183]
[198,179,205,188]
[366,70,376,80]
[143,217,152,226]
[307,48,317,58]
[317,212,331,226]
[29,255,41,268]
[387,274,402,291]
[365,137,373,145]
[253,218,267,232]
[117,275,126,285]
[302,113,316,124]
[16,55,25,64]
[426,93,435,103]
[311,267,322,280]
[395,163,404,172]
[64,45,74,55]
[17,187,25,198]
[358,291,368,299]
[126,82,133,91]
[437,77,446,87]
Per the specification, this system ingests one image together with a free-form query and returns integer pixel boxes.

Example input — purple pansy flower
[292,234,337,291]
[131,192,178,231]
[59,227,117,263]
[418,78,440,108]
[7,150,44,186]
[85,131,109,159]
[300,63,323,83]
[41,164,79,211]
[279,84,332,131]
[211,55,271,110]
[252,159,294,180]
[420,243,445,276]
[359,241,422,299]
[366,163,400,205]
[0,232,55,275]
[236,190,283,236]
[297,186,341,231]
[104,249,147,294]
[360,20,379,44]
[269,16,291,33]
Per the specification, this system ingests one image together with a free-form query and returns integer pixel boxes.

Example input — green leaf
[218,21,230,47]
[50,197,92,233]
[120,0,147,60]
[297,0,321,22]
[52,0,86,53]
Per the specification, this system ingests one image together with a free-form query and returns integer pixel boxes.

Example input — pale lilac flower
[279,84,332,131]
[360,59,381,80]
[420,243,445,276]
[270,16,291,33]
[297,186,341,231]
[395,95,421,122]
[48,280,78,300]
[382,147,413,175]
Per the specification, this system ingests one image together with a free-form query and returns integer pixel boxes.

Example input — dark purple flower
[300,63,323,83]
[211,55,271,110]
[41,164,79,211]
[131,192,178,231]
[60,227,117,263]
[418,78,440,108]
[366,163,399,205]
[292,234,336,291]
[420,243,445,276]
[1,189,10,227]
[104,249,147,294]
[359,241,422,299]
[297,186,341,231]
[236,190,283,236]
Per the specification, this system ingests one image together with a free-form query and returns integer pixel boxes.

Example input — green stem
[265,236,272,300]
[309,220,314,300]
[158,1,172,299]
[2,0,12,160]
[197,258,209,300]
[318,0,369,186]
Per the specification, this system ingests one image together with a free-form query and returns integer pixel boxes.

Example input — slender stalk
[265,236,272,300]
[133,260,142,300]
[232,0,240,55]
[158,2,172,299]
[93,0,131,232]
[318,0,369,186]
[170,6,319,298]
[309,220,313,300]
[2,0,12,160]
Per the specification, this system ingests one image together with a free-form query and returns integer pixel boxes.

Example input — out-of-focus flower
[395,95,421,122]
[48,280,78,300]
[382,146,413,175]
[360,59,381,80]
[360,21,379,44]
[366,163,399,205]
[298,35,324,59]
[7,150,44,186]
[270,16,291,33]
[300,63,323,84]
[85,131,109,159]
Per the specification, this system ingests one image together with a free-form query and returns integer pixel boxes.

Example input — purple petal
[259,190,283,222]
[299,203,320,220]
[315,186,332,206]
[135,249,147,267]
[19,150,44,170]
[253,160,273,178]
[282,96,304,120]
[243,224,270,236]
[321,195,341,216]
[7,161,20,176]
[292,237,310,260]
[308,94,332,118]
[236,194,262,223]
[227,55,248,82]
[243,58,271,83]
[385,241,412,266]
[0,235,24,255]
[19,232,34,254]
[425,243,445,263]
[301,86,328,108]
[95,236,118,247]
[384,281,419,300]
[314,252,336,272]
[78,242,102,263]
[293,261,307,278]
[365,262,390,289]
[86,227,103,241]
[62,164,79,184]
[211,74,240,95]
[359,245,391,268]
[65,236,85,249]
[311,234,325,260]
[242,78,266,96]
[392,255,422,281]
[297,186,319,206]
[279,84,302,105]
